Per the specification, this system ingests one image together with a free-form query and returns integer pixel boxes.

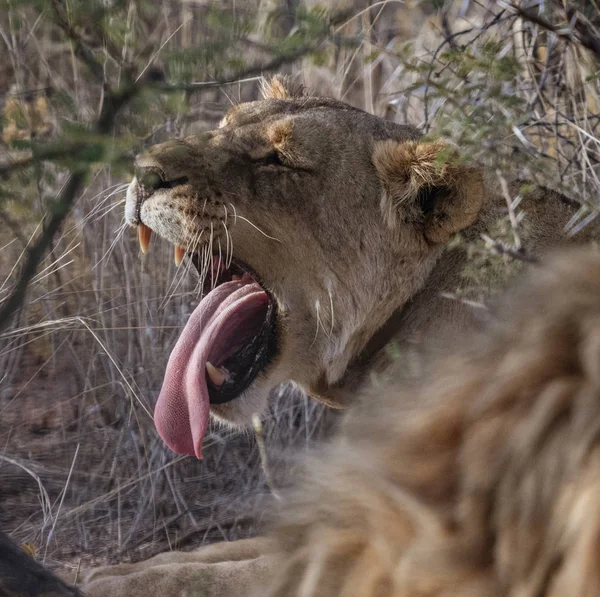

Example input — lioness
[77,77,594,597]
[124,76,588,460]
[266,248,600,597]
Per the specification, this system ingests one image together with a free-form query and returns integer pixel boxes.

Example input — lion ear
[260,75,305,100]
[373,140,484,244]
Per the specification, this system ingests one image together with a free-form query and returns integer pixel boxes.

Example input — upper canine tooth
[206,361,227,386]
[174,245,185,266]
[138,223,152,254]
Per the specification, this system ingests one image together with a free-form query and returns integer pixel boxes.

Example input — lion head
[124,76,484,458]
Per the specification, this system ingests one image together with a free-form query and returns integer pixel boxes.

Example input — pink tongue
[154,278,268,459]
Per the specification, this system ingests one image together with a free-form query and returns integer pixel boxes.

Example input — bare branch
[0,171,85,332]
[508,2,600,60]
[49,0,106,82]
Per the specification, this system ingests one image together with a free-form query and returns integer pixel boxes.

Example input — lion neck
[312,200,503,407]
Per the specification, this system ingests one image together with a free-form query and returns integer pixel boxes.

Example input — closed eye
[138,169,189,191]
[253,149,313,173]
[255,150,285,167]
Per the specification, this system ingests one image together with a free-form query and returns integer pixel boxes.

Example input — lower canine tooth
[206,362,226,386]
[174,245,185,266]
[138,224,152,254]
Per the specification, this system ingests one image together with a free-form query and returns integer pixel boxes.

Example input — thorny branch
[155,45,324,93]
[0,143,99,177]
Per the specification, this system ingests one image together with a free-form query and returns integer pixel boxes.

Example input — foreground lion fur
[80,538,274,597]
[265,248,600,597]
[78,248,600,596]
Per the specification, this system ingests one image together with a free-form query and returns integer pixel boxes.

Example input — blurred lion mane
[267,247,600,597]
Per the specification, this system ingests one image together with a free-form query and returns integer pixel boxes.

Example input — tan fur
[265,248,600,597]
[374,140,485,243]
[78,538,275,597]
[124,76,593,427]
[260,74,306,100]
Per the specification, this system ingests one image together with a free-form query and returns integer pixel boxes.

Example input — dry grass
[0,158,337,569]
[1,0,599,576]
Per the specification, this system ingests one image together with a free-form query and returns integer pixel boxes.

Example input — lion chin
[123,75,591,461]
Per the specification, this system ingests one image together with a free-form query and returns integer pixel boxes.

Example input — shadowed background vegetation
[1,0,599,579]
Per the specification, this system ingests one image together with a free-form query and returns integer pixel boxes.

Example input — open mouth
[190,253,278,406]
[137,223,277,460]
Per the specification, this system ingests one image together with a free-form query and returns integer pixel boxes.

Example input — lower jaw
[208,362,286,427]
[209,402,242,424]
[209,396,263,427]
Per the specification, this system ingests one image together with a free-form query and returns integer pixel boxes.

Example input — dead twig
[253,413,281,501]
[506,1,600,60]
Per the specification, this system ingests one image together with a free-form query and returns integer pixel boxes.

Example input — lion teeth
[232,275,242,281]
[138,223,152,254]
[206,361,227,386]
[174,245,185,267]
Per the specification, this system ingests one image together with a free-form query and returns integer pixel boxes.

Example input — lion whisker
[200,242,211,294]
[1,219,44,294]
[233,214,281,243]
[190,229,208,297]
[67,183,129,233]
[221,219,233,269]
[310,299,325,349]
[159,231,197,309]
[209,221,216,290]
[92,220,128,270]
[327,281,335,337]
[215,238,223,291]
[229,202,238,226]
[190,230,207,296]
